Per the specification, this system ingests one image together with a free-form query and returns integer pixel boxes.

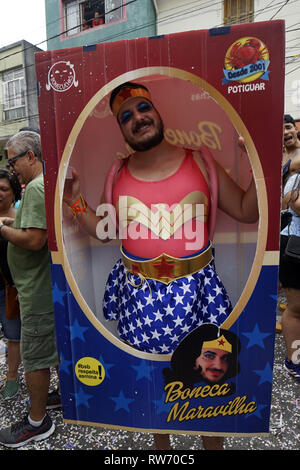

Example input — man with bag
[0,131,59,448]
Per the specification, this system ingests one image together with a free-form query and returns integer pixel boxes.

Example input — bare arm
[194,141,259,224]
[283,190,300,216]
[0,223,47,251]
[289,154,300,175]
[216,162,258,223]
[63,167,111,240]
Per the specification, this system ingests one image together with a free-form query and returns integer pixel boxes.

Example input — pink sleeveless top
[112,149,211,258]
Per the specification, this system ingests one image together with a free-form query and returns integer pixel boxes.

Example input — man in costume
[63,81,258,449]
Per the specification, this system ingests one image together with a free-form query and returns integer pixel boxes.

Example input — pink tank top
[112,149,211,258]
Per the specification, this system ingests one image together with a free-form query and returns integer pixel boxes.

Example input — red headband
[112,87,152,116]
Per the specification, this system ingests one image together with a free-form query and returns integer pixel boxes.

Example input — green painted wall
[45,0,157,50]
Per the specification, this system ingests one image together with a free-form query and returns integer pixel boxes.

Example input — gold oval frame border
[53,66,268,362]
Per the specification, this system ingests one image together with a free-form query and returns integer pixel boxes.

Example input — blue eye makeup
[137,101,152,112]
[120,110,132,125]
[119,101,153,125]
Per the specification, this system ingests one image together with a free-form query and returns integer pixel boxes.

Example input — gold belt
[121,244,213,284]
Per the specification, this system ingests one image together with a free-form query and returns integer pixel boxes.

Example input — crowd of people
[279,114,300,381]
[0,84,298,450]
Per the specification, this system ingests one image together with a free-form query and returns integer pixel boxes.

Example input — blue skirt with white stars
[103,249,232,354]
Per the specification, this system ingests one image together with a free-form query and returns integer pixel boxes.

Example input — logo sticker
[75,357,105,386]
[222,37,270,86]
[46,60,78,92]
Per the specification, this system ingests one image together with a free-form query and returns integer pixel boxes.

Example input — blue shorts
[0,288,21,341]
[103,249,232,354]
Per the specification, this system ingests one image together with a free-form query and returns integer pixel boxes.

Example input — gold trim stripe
[63,418,269,437]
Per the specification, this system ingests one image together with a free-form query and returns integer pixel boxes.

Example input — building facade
[45,0,157,50]
[0,40,42,164]
[155,0,300,121]
[44,0,299,120]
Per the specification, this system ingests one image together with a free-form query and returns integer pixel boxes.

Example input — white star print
[121,325,128,335]
[153,310,163,322]
[151,329,162,340]
[133,336,141,347]
[166,284,173,294]
[164,305,175,316]
[216,304,227,315]
[156,290,164,301]
[213,285,223,296]
[191,312,198,322]
[202,305,208,314]
[144,315,153,326]
[128,322,135,333]
[170,333,180,343]
[180,283,191,295]
[141,332,150,343]
[173,316,184,327]
[160,344,169,353]
[124,308,131,318]
[145,294,155,306]
[136,300,144,310]
[162,325,173,336]
[207,293,216,304]
[208,313,217,323]
[181,323,190,333]
[183,303,193,314]
[173,292,184,304]
[104,260,231,355]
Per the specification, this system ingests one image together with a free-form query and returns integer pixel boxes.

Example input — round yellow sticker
[75,357,105,386]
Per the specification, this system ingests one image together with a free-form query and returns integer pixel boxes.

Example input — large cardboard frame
[35,20,284,435]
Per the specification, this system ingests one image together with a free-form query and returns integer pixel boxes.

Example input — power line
[0,0,298,71]
[0,0,296,63]
[0,0,299,125]
[0,0,139,62]
[2,14,299,100]
[269,0,291,20]
[286,63,300,75]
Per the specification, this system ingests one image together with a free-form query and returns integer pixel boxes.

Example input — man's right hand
[63,167,81,206]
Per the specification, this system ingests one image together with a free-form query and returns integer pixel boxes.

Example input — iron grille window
[64,0,123,37]
[2,68,26,121]
[224,0,254,25]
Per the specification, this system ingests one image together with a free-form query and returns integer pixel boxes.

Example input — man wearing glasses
[0,131,59,448]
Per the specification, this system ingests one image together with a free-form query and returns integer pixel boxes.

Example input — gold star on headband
[112,87,152,116]
[202,335,232,353]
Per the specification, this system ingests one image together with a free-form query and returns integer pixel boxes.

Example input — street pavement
[0,297,299,452]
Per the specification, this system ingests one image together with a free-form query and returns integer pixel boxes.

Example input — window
[2,68,26,121]
[224,0,254,25]
[64,0,123,37]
